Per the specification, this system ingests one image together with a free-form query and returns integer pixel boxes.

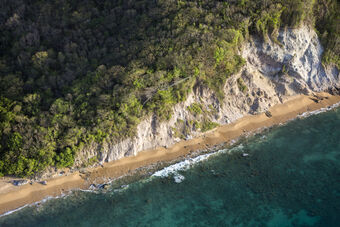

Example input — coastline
[1,92,340,216]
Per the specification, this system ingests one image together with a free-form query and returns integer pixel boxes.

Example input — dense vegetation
[0,0,339,177]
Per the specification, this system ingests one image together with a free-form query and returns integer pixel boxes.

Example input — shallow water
[1,107,340,227]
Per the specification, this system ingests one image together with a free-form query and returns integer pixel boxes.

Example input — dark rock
[121,185,128,189]
[89,184,96,190]
[329,87,340,95]
[12,180,28,186]
[250,98,260,113]
[40,181,47,185]
[265,111,272,118]
[98,183,109,189]
[310,97,319,103]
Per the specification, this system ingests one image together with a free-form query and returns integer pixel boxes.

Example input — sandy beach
[1,92,340,216]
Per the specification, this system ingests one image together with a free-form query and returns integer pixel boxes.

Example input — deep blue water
[1,107,340,227]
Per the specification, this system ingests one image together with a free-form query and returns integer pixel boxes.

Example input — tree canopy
[0,0,338,177]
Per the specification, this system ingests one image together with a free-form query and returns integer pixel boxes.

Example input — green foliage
[281,0,315,27]
[0,0,337,177]
[281,65,288,75]
[0,97,15,135]
[206,31,246,99]
[187,103,203,116]
[323,50,340,69]
[207,104,218,116]
[313,0,340,69]
[172,126,185,140]
[7,132,23,151]
[149,89,177,121]
[193,121,201,131]
[256,5,284,40]
[201,121,219,132]
[32,51,48,69]
[23,94,41,116]
[87,156,98,166]
[55,147,74,168]
[50,99,70,115]
[0,161,4,177]
[237,78,248,93]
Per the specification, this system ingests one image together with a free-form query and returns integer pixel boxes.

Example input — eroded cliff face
[75,25,339,167]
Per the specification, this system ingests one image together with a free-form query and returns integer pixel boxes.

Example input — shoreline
[1,92,340,216]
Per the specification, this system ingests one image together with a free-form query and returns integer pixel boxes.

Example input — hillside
[0,0,339,177]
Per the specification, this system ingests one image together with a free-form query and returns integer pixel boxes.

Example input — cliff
[71,25,339,169]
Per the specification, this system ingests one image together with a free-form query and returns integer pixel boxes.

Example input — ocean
[1,107,340,227]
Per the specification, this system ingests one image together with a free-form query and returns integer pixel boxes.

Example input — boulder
[265,111,272,118]
[12,180,28,186]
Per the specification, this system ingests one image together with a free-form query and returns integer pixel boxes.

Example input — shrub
[187,103,203,116]
[201,121,219,132]
[237,78,248,93]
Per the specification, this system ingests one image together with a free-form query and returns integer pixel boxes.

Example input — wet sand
[1,93,339,215]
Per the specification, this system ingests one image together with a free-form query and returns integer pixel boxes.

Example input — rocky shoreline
[1,93,340,215]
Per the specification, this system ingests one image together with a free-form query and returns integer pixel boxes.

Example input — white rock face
[74,25,339,166]
[243,26,339,92]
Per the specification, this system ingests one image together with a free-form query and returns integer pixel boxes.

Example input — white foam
[113,185,130,193]
[0,191,74,218]
[173,174,185,183]
[299,102,340,118]
[0,204,29,218]
[235,144,244,150]
[152,149,228,178]
[0,192,70,218]
[229,139,237,145]
[78,189,100,194]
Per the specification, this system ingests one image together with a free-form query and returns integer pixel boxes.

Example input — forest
[0,0,339,177]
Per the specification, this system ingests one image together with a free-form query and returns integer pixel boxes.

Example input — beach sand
[1,93,340,215]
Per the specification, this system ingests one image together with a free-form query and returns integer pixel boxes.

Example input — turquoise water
[1,107,340,227]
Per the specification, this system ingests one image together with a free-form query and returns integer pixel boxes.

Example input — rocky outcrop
[74,25,339,167]
[244,25,339,94]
